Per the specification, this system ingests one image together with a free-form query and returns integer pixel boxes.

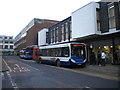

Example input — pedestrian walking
[97,51,101,66]
[101,51,106,66]
[90,51,96,65]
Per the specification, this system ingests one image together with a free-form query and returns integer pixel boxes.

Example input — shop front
[87,37,120,64]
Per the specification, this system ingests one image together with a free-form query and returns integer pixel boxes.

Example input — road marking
[18,61,40,71]
[6,71,18,89]
[13,64,30,72]
[2,59,12,72]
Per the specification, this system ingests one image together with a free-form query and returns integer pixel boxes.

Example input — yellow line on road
[2,59,12,72]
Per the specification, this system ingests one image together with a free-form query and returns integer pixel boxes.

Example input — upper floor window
[108,3,116,29]
[65,23,68,40]
[10,41,13,44]
[46,32,49,44]
[70,22,72,38]
[96,9,100,31]
[5,41,8,43]
[10,45,13,49]
[61,25,64,41]
[9,37,12,39]
[4,37,7,39]
[4,45,8,49]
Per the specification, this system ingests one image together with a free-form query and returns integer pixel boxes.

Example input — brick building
[14,18,59,50]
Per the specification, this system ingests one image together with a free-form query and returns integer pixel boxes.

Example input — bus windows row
[35,47,69,57]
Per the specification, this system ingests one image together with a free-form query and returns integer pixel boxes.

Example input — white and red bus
[33,42,87,67]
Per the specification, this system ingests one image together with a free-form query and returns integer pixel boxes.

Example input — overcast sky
[0,0,100,38]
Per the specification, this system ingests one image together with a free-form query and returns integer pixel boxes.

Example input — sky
[0,0,100,38]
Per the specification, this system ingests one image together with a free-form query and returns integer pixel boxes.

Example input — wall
[72,2,100,39]
[38,28,48,46]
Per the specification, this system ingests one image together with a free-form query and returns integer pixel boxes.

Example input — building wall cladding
[15,19,59,50]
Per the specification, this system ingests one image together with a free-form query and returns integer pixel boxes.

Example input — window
[46,32,49,43]
[5,45,8,49]
[56,27,59,42]
[5,41,8,43]
[36,49,40,56]
[96,9,100,31]
[0,45,3,49]
[65,23,68,40]
[9,37,12,39]
[51,30,53,43]
[10,41,13,44]
[10,45,13,49]
[61,47,69,57]
[61,25,64,41]
[4,37,7,39]
[70,22,72,38]
[108,3,116,29]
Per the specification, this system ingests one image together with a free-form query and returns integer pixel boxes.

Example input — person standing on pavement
[90,51,96,65]
[97,51,101,66]
[101,51,106,66]
[113,49,118,65]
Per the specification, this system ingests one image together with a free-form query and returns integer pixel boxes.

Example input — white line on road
[18,61,40,71]
[6,71,18,89]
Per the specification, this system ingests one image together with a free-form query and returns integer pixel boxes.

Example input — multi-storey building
[38,1,120,64]
[14,18,59,51]
[0,35,15,55]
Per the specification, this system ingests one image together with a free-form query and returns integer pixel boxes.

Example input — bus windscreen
[71,44,86,58]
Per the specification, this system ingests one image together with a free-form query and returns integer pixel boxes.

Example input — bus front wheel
[56,60,61,67]
[37,59,42,64]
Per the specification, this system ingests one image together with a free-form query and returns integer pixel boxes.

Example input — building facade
[14,18,59,51]
[39,1,120,64]
[0,35,15,55]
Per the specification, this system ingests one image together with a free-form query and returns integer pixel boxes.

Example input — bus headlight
[71,59,75,63]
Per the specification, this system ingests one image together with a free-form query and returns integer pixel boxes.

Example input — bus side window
[61,47,69,57]
[40,49,43,56]
[55,48,61,57]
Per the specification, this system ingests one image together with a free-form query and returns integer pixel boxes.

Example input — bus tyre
[56,60,61,67]
[37,59,42,64]
[39,59,42,64]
